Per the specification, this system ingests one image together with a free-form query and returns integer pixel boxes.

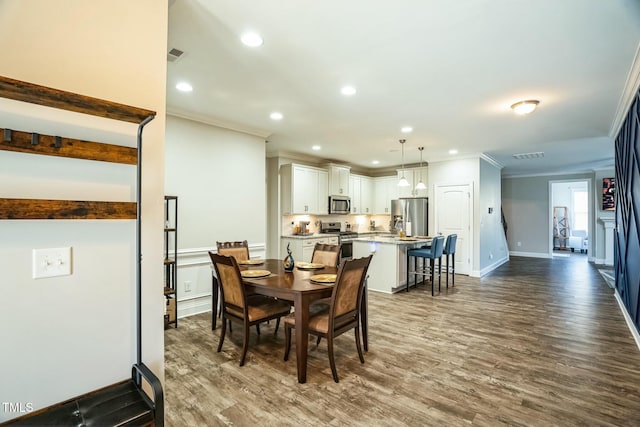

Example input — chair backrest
[209,252,246,311]
[311,243,341,267]
[444,234,457,255]
[432,236,445,258]
[216,240,250,261]
[330,255,373,322]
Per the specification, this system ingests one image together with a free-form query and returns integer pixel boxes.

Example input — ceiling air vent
[167,48,184,62]
[512,151,544,160]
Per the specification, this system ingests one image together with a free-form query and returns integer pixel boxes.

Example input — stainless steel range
[319,221,358,261]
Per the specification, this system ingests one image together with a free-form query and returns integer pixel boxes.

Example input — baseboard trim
[509,251,551,259]
[479,255,509,277]
[614,290,640,351]
[177,294,211,319]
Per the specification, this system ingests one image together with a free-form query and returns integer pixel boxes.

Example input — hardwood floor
[164,256,640,426]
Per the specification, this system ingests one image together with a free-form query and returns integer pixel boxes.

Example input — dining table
[211,258,368,384]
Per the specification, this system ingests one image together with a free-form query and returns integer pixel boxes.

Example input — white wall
[0,1,167,422]
[165,115,266,317]
[479,158,508,273]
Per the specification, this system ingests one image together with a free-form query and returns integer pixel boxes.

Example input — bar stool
[443,234,457,288]
[406,236,445,296]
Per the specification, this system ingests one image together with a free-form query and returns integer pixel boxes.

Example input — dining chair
[406,235,445,296]
[442,234,457,288]
[283,255,373,383]
[209,252,291,366]
[311,243,341,267]
[216,240,250,261]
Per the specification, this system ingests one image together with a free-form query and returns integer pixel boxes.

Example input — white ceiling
[166,0,640,176]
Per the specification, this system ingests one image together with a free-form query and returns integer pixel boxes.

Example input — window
[572,190,588,232]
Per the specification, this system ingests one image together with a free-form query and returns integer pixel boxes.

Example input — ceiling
[166,0,640,176]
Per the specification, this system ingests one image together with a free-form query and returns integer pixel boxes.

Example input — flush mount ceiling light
[415,147,427,190]
[241,32,263,47]
[341,85,357,96]
[175,82,193,92]
[270,112,283,120]
[511,99,540,115]
[398,139,410,187]
[401,126,413,133]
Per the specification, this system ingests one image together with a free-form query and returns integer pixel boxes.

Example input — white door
[435,184,472,275]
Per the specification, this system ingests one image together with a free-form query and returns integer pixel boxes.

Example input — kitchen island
[352,236,432,293]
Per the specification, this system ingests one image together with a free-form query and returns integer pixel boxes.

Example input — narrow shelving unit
[164,195,178,328]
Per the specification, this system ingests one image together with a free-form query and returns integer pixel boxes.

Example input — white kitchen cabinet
[281,163,328,215]
[281,236,339,262]
[373,176,399,214]
[327,164,350,196]
[397,167,428,198]
[349,175,373,214]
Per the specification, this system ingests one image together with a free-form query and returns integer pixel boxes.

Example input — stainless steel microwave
[329,195,351,214]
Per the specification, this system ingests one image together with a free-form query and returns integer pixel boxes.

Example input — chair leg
[316,336,322,347]
[274,317,281,335]
[452,253,455,287]
[406,252,410,292]
[256,324,260,335]
[446,254,449,288]
[240,321,250,366]
[327,334,339,383]
[284,323,292,361]
[217,315,227,352]
[430,259,435,296]
[355,326,364,364]
[438,257,442,292]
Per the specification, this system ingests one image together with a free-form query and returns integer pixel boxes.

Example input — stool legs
[438,256,442,292]
[452,253,455,287]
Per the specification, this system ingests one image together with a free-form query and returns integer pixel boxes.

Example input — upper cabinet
[373,176,399,214]
[327,164,351,196]
[397,167,428,198]
[281,163,328,215]
[349,174,374,214]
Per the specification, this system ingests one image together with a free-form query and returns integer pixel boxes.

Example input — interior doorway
[549,179,591,260]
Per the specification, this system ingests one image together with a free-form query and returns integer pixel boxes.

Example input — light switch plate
[32,247,72,279]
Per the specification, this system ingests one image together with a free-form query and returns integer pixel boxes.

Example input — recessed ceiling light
[372,160,380,165]
[270,112,283,120]
[241,32,263,47]
[312,145,321,151]
[401,126,413,133]
[176,82,193,92]
[449,149,458,155]
[511,99,540,115]
[341,86,356,96]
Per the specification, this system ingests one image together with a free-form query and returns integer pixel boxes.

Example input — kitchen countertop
[281,231,396,240]
[352,236,433,245]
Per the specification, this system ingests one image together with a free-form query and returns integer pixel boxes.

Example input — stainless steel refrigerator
[391,198,429,236]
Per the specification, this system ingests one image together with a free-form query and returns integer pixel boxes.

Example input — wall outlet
[517,241,522,247]
[33,247,72,279]
[184,280,192,292]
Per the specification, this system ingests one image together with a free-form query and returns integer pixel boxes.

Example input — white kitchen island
[352,236,433,293]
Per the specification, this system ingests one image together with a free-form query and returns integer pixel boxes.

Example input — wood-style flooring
[164,256,640,426]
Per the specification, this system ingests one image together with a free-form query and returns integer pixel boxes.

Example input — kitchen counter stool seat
[406,236,445,296]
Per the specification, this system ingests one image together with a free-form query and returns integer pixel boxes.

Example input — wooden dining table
[211,258,368,384]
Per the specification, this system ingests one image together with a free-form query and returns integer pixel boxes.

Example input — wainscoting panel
[172,243,266,319]
[615,90,640,335]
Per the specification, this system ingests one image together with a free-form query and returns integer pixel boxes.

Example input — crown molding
[610,42,640,139]
[480,153,504,169]
[167,108,272,138]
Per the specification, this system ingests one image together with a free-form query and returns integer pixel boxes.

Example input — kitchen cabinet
[397,167,428,198]
[350,174,374,214]
[373,176,399,214]
[281,163,328,215]
[327,164,351,196]
[281,236,340,262]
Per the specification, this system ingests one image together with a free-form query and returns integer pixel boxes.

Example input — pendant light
[415,146,426,190]
[398,139,410,187]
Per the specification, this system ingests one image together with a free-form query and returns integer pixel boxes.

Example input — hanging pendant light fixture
[398,139,410,187]
[415,146,426,190]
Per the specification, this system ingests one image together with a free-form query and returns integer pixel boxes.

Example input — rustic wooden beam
[0,76,155,124]
[0,198,136,219]
[0,128,137,164]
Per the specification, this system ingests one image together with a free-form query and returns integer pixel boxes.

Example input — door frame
[433,181,474,276]
[548,178,592,259]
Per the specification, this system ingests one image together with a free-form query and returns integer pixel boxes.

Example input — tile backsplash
[282,214,392,236]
